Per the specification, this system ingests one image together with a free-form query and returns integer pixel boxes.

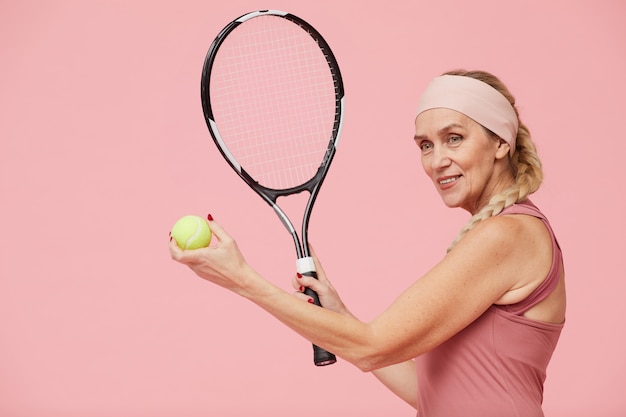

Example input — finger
[169,236,206,263]
[291,275,304,291]
[308,244,330,284]
[205,215,231,243]
[169,237,185,260]
[292,275,317,293]
[295,272,325,294]
[292,291,314,304]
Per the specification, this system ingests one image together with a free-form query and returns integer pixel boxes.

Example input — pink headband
[416,75,518,155]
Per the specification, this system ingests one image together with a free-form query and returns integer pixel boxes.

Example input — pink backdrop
[1,0,624,416]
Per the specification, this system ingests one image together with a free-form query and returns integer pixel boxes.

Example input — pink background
[1,0,624,416]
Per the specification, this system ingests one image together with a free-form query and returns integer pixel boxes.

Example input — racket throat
[271,201,313,259]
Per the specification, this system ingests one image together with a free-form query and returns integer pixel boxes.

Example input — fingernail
[307,298,314,304]
[299,286,304,292]
[297,273,302,278]
[169,236,173,242]
[207,213,214,221]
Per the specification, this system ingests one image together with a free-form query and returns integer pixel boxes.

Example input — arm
[292,259,417,409]
[372,361,418,409]
[169,215,537,371]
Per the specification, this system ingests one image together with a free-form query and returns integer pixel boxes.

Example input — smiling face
[414,108,513,214]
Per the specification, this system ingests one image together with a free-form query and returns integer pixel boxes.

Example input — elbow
[347,328,404,372]
[344,323,422,372]
[350,342,422,372]
[351,350,392,373]
[354,357,378,373]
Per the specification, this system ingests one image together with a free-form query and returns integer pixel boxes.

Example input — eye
[419,141,433,153]
[448,135,463,145]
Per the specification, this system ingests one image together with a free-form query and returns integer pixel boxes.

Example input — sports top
[415,201,564,417]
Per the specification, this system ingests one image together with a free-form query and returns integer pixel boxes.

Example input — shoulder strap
[498,200,563,315]
[500,199,544,218]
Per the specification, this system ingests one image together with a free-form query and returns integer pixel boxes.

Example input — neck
[468,169,516,215]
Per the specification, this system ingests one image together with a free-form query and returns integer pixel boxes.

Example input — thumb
[308,244,329,284]
[206,214,231,242]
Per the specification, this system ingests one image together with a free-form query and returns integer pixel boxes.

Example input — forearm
[171,231,435,371]
[242,271,419,407]
[238,270,380,370]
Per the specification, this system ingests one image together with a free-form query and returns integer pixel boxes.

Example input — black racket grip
[302,271,337,366]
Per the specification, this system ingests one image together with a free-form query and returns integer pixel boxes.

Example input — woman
[170,69,566,417]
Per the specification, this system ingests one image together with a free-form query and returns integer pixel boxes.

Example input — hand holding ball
[171,215,212,250]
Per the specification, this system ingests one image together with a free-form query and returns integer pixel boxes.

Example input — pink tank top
[415,201,564,417]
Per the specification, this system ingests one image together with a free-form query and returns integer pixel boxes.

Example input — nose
[429,145,451,171]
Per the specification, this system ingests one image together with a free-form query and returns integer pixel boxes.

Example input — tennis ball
[171,215,212,250]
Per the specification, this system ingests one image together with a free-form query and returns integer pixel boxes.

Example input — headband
[415,75,518,155]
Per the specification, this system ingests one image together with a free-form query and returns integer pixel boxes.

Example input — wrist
[236,265,276,300]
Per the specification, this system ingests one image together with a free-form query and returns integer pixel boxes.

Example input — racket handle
[297,257,337,366]
[303,282,337,366]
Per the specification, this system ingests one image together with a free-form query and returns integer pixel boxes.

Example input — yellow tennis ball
[171,215,212,250]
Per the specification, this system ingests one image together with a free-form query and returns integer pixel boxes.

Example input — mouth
[437,175,462,188]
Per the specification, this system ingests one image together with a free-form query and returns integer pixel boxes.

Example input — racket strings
[209,15,339,190]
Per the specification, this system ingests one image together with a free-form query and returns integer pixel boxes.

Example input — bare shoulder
[452,213,553,298]
[457,213,549,254]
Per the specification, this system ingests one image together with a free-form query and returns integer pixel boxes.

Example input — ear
[495,139,511,160]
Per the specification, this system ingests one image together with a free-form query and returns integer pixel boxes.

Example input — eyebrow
[414,123,464,141]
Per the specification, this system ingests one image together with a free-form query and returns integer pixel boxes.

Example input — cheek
[465,159,494,189]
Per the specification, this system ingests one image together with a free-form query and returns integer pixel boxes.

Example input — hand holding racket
[200,10,344,366]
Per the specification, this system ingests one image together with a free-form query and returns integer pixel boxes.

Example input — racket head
[201,10,345,200]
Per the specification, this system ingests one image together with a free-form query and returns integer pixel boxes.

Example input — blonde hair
[443,70,543,252]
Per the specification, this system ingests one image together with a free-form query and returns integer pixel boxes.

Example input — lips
[437,175,462,188]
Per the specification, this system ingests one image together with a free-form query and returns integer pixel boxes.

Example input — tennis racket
[200,10,344,366]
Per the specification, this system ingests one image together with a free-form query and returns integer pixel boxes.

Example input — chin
[437,186,475,210]
[439,195,462,208]
[441,201,461,209]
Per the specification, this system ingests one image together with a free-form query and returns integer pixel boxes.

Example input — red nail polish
[307,298,314,304]
[299,286,304,292]
[169,236,173,242]
[297,273,302,278]
[207,213,214,221]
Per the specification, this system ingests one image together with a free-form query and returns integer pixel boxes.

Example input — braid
[444,70,544,252]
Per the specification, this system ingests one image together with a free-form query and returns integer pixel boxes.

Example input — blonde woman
[170,69,566,417]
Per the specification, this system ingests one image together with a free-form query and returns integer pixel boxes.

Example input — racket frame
[200,10,345,366]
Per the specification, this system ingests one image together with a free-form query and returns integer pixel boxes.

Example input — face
[414,108,511,214]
